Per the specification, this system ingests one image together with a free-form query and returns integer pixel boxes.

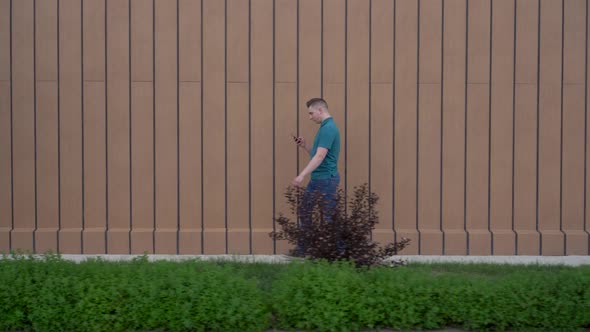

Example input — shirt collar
[321,117,333,127]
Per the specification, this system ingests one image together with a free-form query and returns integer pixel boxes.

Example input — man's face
[308,107,322,124]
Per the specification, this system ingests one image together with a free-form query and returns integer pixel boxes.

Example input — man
[292,97,340,192]
[292,98,341,254]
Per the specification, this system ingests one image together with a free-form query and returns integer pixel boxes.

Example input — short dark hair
[306,97,328,110]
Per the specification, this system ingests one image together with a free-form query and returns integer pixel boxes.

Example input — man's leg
[295,175,341,255]
[320,174,340,220]
[296,179,320,255]
[321,175,342,252]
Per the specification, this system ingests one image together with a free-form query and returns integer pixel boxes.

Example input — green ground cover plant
[1,254,589,332]
[0,254,269,332]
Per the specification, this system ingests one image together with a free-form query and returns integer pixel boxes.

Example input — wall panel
[178,0,202,254]
[562,0,588,254]
[274,0,298,254]
[130,82,154,254]
[465,0,491,255]
[441,0,467,255]
[35,81,59,253]
[298,0,322,178]
[370,0,394,245]
[489,0,515,255]
[202,0,226,254]
[323,0,346,185]
[226,0,249,254]
[106,0,131,254]
[58,0,83,254]
[418,0,443,254]
[0,81,10,252]
[394,0,419,253]
[0,0,10,252]
[250,0,274,254]
[12,0,36,252]
[346,0,369,195]
[179,0,200,83]
[514,0,540,255]
[154,0,178,254]
[35,0,59,254]
[538,0,564,255]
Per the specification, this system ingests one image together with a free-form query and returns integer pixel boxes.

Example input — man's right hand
[294,136,306,148]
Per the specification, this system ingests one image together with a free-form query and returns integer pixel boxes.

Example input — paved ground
[25,254,590,266]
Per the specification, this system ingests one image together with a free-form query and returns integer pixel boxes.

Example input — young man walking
[292,98,341,253]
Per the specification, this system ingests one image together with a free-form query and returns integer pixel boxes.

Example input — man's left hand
[292,175,305,187]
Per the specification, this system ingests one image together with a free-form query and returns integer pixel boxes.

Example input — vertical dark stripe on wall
[585,0,590,255]
[488,0,493,255]
[248,0,252,254]
[322,0,326,98]
[440,0,445,254]
[464,0,469,255]
[81,0,85,254]
[57,0,62,252]
[177,0,181,254]
[105,0,109,254]
[200,0,204,254]
[536,0,541,254]
[272,0,276,254]
[368,0,372,235]
[344,0,348,200]
[416,0,421,254]
[128,0,132,254]
[33,0,38,253]
[9,0,14,251]
[152,0,156,254]
[296,0,300,175]
[560,0,565,254]
[392,0,396,241]
[320,0,323,98]
[224,0,228,254]
[512,0,518,255]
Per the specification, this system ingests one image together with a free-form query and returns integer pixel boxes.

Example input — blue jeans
[296,174,340,254]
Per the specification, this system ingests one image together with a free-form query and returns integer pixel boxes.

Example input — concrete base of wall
[3,254,589,266]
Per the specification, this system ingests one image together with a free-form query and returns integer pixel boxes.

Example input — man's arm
[303,143,312,156]
[292,147,328,186]
[296,137,312,155]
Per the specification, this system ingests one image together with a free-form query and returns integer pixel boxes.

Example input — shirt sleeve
[317,126,336,150]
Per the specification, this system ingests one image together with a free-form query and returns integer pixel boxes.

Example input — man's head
[306,97,330,124]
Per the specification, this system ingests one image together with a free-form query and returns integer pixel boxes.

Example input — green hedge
[1,255,589,331]
[0,255,269,332]
[272,262,590,331]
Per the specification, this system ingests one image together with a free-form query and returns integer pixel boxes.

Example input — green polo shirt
[311,117,340,180]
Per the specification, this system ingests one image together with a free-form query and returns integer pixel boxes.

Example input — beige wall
[1,0,589,255]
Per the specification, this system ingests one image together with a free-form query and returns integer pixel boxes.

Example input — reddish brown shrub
[270,183,410,267]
